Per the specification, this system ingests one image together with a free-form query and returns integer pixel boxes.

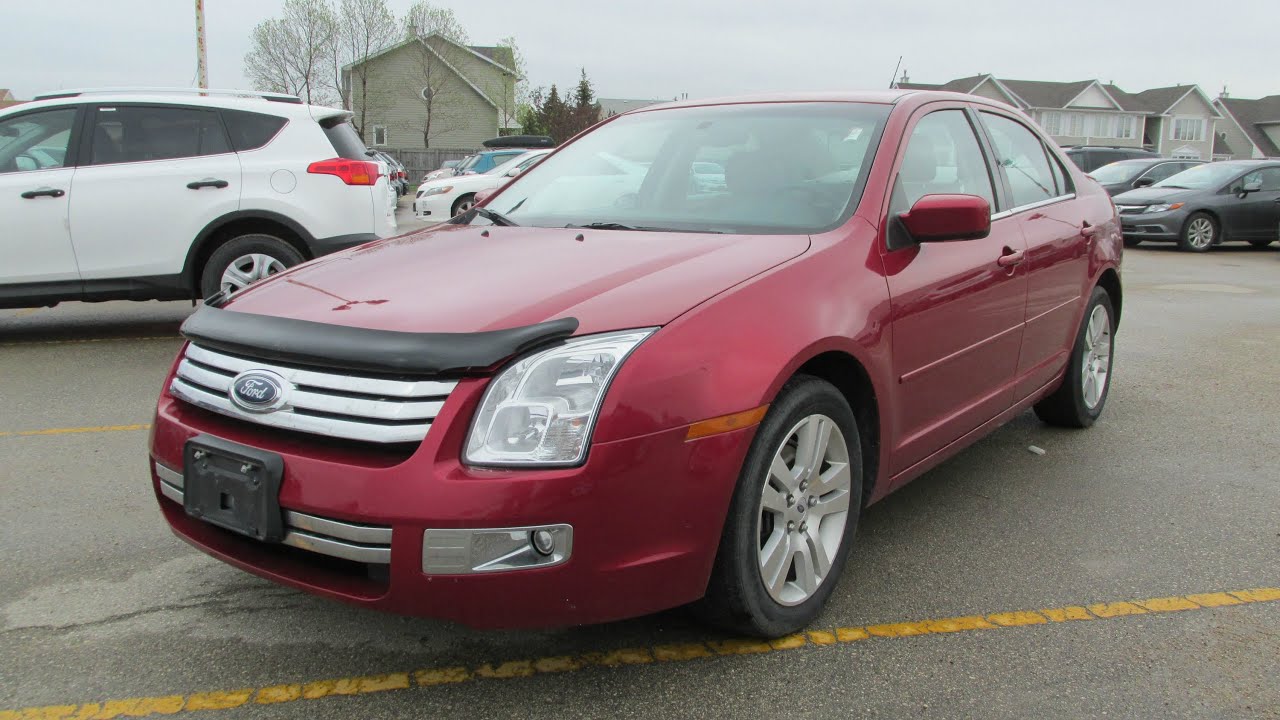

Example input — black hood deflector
[180,306,579,375]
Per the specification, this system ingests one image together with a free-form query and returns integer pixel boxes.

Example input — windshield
[486,151,539,175]
[1154,163,1245,189]
[1090,161,1147,184]
[455,155,479,172]
[476,102,890,234]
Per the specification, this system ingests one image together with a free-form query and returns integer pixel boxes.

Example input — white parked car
[421,159,461,183]
[414,149,551,219]
[0,87,397,308]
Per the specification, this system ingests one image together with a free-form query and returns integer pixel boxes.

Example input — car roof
[4,88,347,122]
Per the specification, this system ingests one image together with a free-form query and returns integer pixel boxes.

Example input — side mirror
[506,166,523,177]
[1133,177,1155,188]
[896,194,991,246]
[1241,180,1262,195]
[473,188,496,205]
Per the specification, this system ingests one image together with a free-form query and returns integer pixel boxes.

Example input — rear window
[322,120,368,160]
[221,110,287,151]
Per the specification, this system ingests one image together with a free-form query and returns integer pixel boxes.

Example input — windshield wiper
[565,222,724,234]
[472,206,519,227]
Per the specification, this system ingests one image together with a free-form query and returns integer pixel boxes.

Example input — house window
[1170,145,1201,160]
[1087,114,1113,138]
[1115,116,1135,139]
[1172,118,1205,142]
[1065,113,1085,137]
[371,125,387,146]
[1040,112,1063,136]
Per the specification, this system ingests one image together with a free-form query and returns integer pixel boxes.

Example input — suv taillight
[307,158,380,186]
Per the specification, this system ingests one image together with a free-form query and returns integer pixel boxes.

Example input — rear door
[0,106,81,289]
[884,105,1028,476]
[977,111,1093,400]
[69,104,242,281]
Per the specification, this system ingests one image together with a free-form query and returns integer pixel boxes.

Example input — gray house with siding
[343,33,517,150]
[1212,95,1280,159]
[894,74,1222,159]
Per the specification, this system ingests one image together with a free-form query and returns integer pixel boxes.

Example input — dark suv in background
[1064,146,1159,172]
[1089,158,1205,196]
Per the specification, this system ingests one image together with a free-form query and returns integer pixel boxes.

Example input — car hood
[226,224,810,334]
[1111,187,1201,205]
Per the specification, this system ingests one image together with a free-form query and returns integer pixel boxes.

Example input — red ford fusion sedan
[150,90,1122,637]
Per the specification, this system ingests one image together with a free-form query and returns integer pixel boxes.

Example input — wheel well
[1096,268,1122,328]
[795,352,881,508]
[188,218,310,291]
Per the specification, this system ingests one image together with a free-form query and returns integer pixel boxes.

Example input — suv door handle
[1081,222,1101,238]
[187,179,229,190]
[20,187,65,199]
[996,248,1025,268]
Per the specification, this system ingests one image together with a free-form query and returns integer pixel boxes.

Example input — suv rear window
[221,110,287,151]
[322,120,368,160]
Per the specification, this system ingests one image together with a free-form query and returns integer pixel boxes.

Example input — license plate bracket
[183,435,284,542]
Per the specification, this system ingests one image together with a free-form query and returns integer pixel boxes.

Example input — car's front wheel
[697,375,862,637]
[1178,212,1217,252]
[451,193,476,217]
[200,234,305,300]
[1034,285,1115,428]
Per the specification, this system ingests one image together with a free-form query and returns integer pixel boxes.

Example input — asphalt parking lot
[1,244,1278,719]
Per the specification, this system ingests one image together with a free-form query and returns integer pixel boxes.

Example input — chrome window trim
[991,193,1076,221]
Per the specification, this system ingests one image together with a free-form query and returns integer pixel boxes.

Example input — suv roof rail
[31,88,304,104]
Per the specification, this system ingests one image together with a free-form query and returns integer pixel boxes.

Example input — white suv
[0,88,397,308]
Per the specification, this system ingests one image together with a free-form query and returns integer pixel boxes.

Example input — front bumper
[413,193,453,219]
[150,380,756,629]
[1119,209,1187,241]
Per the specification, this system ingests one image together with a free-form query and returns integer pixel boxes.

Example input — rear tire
[199,234,305,300]
[1178,212,1216,252]
[696,375,863,637]
[1034,285,1115,428]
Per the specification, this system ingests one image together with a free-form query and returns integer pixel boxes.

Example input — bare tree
[403,2,470,148]
[329,0,399,138]
[244,0,337,105]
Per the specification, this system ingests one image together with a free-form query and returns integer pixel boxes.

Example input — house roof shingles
[999,79,1096,109]
[1219,96,1280,157]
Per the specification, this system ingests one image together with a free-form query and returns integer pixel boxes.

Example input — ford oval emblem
[229,370,289,413]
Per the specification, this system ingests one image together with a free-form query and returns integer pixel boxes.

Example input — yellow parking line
[0,423,151,438]
[0,336,178,347]
[2,587,1276,719]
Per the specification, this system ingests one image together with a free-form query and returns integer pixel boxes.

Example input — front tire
[199,234,305,299]
[1178,212,1216,252]
[697,375,863,637]
[451,193,476,217]
[1034,285,1115,428]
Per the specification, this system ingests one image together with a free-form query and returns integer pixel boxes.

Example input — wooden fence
[383,148,474,182]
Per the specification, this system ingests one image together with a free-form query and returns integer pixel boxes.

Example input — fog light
[531,529,555,556]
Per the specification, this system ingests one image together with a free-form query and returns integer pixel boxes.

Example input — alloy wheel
[453,199,474,217]
[756,414,853,606]
[1186,218,1214,249]
[220,253,286,295]
[1080,304,1112,410]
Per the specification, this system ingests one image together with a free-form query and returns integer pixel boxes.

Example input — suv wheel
[696,375,862,637]
[1178,213,1217,252]
[200,234,305,299]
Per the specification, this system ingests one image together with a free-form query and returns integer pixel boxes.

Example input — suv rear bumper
[150,389,755,629]
[305,232,382,256]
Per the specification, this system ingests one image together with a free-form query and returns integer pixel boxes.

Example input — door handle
[20,187,65,199]
[996,248,1024,268]
[186,179,229,190]
[1081,222,1101,238]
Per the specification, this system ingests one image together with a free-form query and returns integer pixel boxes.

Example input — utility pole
[195,0,209,90]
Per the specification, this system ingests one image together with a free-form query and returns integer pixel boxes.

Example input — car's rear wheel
[200,234,305,299]
[1034,285,1115,428]
[1247,238,1274,248]
[1178,213,1216,252]
[451,193,476,217]
[1123,237,1142,248]
[697,375,862,637]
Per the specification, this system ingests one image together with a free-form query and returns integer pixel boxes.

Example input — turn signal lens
[307,158,380,186]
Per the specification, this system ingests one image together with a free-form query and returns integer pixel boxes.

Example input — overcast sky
[4,0,1277,102]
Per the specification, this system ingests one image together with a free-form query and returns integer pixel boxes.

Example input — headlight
[464,329,655,467]
[421,185,453,197]
[1144,202,1183,213]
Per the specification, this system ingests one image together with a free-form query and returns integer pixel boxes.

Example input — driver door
[0,107,82,291]
[1225,168,1280,240]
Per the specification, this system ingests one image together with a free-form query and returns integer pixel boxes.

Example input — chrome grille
[155,462,391,564]
[1115,205,1145,215]
[170,343,457,444]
